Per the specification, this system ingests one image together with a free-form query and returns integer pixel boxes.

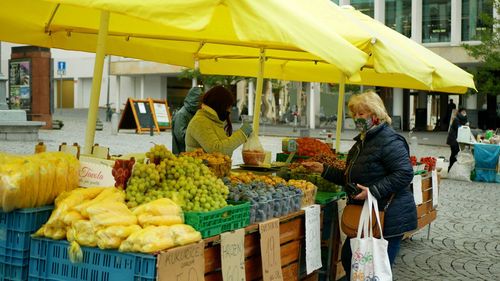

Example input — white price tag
[412,175,423,205]
[303,204,322,274]
[432,170,439,208]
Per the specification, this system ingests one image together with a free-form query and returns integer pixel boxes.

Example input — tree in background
[463,0,500,129]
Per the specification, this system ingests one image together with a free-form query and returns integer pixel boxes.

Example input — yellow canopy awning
[0,0,368,79]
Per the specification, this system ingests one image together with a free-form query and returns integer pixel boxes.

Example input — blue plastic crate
[0,206,53,280]
[0,262,28,281]
[29,237,157,281]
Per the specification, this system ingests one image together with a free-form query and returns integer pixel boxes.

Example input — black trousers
[448,142,460,172]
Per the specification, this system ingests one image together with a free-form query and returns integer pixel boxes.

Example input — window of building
[422,0,452,43]
[462,0,494,41]
[351,0,375,18]
[385,0,412,38]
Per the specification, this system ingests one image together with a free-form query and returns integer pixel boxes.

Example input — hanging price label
[221,228,246,281]
[259,218,283,281]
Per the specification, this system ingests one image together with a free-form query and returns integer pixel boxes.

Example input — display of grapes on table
[125,144,229,211]
[223,179,303,224]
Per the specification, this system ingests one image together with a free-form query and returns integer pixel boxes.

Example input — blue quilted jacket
[322,122,417,237]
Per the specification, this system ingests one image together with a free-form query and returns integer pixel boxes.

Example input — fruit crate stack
[0,206,53,281]
[29,237,157,281]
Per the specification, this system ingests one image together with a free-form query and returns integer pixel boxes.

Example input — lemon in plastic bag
[1,163,24,212]
[75,187,125,218]
[96,225,142,249]
[88,201,137,228]
[68,240,83,264]
[72,220,97,247]
[169,224,202,246]
[119,226,174,254]
[133,198,183,227]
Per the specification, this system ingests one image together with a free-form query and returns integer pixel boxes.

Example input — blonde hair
[348,89,392,125]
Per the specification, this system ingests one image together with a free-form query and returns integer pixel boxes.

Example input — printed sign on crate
[78,160,115,187]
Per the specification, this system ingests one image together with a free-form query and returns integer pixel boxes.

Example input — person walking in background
[303,90,417,280]
[171,87,203,155]
[446,99,457,127]
[447,107,468,172]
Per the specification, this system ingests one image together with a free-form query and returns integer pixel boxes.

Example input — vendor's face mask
[354,117,374,132]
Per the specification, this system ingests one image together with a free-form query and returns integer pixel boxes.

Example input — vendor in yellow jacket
[185,85,253,157]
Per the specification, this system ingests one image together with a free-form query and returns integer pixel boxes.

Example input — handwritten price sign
[304,204,322,274]
[221,229,246,281]
[78,160,115,187]
[157,241,204,281]
[259,219,283,281]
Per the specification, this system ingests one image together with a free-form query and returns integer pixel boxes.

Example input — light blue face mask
[354,117,374,132]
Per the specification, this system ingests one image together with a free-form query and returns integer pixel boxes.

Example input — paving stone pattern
[393,179,500,281]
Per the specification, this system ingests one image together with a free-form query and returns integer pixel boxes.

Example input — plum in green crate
[184,201,250,238]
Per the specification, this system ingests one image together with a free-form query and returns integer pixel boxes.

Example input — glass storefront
[385,0,412,37]
[351,0,375,18]
[462,0,494,41]
[422,0,452,43]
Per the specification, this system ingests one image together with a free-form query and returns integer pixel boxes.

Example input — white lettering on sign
[304,204,322,274]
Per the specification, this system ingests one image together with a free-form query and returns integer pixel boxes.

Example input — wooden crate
[405,174,440,239]
[203,211,312,281]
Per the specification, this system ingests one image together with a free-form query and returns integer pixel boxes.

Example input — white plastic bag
[448,149,475,182]
[350,192,392,281]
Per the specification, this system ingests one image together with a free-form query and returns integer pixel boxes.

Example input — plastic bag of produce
[44,187,106,228]
[96,225,142,249]
[88,201,137,228]
[169,224,201,246]
[74,187,125,218]
[242,133,265,165]
[72,220,97,247]
[0,160,25,212]
[133,198,183,227]
[448,149,475,182]
[119,226,175,253]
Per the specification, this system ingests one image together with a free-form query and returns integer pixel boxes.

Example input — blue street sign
[57,61,66,71]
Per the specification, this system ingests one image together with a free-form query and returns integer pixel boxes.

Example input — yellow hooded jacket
[185,104,247,157]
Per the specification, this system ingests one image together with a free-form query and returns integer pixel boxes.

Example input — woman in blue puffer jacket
[303,90,417,279]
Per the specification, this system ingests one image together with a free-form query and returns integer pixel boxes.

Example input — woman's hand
[354,184,368,200]
[301,161,324,173]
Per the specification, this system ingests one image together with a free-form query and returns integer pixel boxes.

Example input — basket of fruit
[287,179,318,207]
[180,149,232,178]
[242,150,266,165]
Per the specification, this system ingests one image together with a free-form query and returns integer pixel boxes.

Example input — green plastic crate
[276,153,311,163]
[184,201,250,238]
[315,191,346,204]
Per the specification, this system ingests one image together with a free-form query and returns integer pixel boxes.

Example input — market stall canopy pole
[335,74,346,153]
[253,49,265,135]
[84,11,109,155]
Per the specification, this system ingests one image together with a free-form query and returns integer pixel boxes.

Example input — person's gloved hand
[240,121,253,137]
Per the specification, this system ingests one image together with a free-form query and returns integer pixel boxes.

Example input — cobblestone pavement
[1,109,499,280]
[393,179,500,281]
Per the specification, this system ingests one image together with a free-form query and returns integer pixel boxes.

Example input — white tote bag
[350,192,393,281]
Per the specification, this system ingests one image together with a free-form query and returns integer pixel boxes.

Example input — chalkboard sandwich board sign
[118,98,161,134]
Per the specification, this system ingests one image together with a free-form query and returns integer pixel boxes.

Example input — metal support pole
[59,74,63,110]
[84,11,110,155]
[106,55,112,121]
[335,74,346,153]
[252,49,265,134]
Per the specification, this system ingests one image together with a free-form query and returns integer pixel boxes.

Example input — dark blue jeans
[341,235,404,280]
